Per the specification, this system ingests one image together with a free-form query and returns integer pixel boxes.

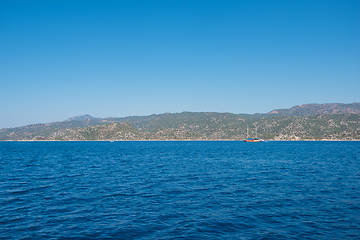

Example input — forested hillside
[1,104,359,141]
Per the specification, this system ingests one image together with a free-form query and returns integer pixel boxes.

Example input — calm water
[0,141,359,239]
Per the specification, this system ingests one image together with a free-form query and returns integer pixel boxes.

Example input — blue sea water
[0,141,359,239]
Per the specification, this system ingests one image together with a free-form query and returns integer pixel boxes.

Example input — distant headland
[1,103,359,141]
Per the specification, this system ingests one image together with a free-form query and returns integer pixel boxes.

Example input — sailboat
[244,125,262,142]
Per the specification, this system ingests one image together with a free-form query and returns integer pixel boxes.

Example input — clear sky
[1,0,359,129]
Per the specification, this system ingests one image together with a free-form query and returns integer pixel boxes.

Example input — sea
[0,141,359,239]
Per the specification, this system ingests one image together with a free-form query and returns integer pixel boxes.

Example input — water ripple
[0,141,359,239]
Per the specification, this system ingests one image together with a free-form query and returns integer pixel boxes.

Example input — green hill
[267,103,360,116]
[1,103,359,141]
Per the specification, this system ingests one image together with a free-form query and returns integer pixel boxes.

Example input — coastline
[1,139,359,142]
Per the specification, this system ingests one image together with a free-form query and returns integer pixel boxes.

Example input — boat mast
[247,125,249,138]
[253,123,258,138]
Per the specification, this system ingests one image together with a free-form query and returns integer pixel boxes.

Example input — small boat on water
[244,137,262,142]
[244,125,262,142]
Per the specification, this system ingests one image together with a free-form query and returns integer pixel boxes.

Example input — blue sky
[1,0,359,129]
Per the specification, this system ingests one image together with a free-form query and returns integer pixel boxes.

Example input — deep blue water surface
[0,141,359,239]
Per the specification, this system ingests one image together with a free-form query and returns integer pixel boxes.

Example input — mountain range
[1,103,359,141]
[268,103,360,116]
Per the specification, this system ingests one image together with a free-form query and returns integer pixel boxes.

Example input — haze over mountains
[65,114,98,121]
[1,103,359,141]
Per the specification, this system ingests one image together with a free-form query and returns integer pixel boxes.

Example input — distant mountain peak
[65,114,97,121]
[267,103,360,116]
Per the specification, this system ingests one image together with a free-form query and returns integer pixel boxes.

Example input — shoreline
[1,139,359,142]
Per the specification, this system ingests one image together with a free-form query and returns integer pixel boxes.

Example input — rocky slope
[1,103,359,141]
[268,103,360,116]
